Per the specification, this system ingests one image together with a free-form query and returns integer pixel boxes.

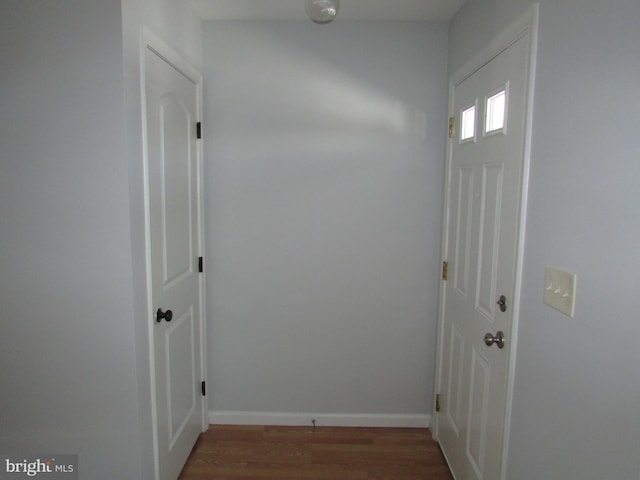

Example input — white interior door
[145,34,205,480]
[436,12,536,480]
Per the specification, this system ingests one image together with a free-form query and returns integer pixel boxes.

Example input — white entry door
[437,11,536,480]
[144,33,205,480]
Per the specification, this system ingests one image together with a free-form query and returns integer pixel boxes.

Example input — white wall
[0,1,141,478]
[450,1,640,478]
[203,21,448,422]
[0,0,202,478]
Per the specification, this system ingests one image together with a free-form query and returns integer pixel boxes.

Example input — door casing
[140,26,207,480]
[433,5,539,479]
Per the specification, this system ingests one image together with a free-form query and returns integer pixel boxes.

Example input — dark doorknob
[497,295,507,312]
[156,308,173,323]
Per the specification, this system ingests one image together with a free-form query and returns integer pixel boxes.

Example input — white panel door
[145,43,204,480]
[438,30,532,480]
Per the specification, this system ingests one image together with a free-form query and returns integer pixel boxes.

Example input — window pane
[486,90,506,133]
[461,105,476,141]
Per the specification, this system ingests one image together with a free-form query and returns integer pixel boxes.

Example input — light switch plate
[543,265,577,317]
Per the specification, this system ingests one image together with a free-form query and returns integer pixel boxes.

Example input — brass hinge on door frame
[448,117,455,139]
[442,261,448,281]
[435,394,441,413]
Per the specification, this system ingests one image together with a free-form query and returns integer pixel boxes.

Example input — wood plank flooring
[178,425,453,479]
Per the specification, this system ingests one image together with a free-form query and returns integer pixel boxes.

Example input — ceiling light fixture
[305,0,340,24]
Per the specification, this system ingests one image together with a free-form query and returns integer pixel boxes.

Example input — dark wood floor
[178,425,453,479]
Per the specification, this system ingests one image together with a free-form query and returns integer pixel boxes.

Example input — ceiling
[187,0,466,22]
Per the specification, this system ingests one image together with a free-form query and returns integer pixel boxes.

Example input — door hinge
[198,256,203,273]
[448,117,455,139]
[201,381,206,396]
[435,393,441,413]
[196,121,202,139]
[442,261,448,281]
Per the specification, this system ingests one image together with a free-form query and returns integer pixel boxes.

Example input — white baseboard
[208,411,431,428]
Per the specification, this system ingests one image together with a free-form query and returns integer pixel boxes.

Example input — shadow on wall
[210,22,433,161]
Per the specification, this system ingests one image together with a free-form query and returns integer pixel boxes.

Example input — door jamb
[432,5,538,479]
[140,26,207,480]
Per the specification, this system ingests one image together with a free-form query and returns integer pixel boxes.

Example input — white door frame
[433,5,538,479]
[140,26,207,480]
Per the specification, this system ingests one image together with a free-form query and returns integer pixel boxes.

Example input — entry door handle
[156,308,173,323]
[484,331,505,349]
